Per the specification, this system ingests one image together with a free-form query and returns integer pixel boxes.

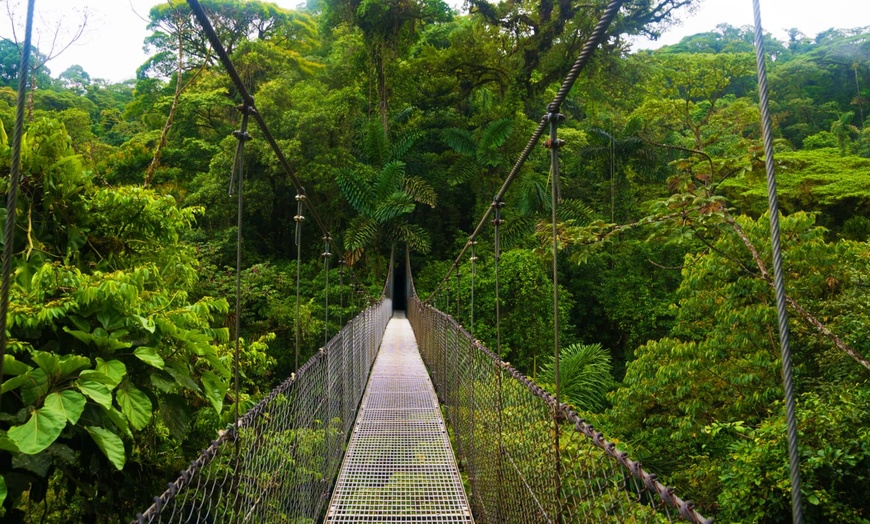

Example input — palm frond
[514,171,548,215]
[344,215,378,250]
[363,119,386,166]
[374,161,406,200]
[336,168,375,215]
[500,214,536,250]
[388,220,431,253]
[403,176,437,207]
[372,192,415,222]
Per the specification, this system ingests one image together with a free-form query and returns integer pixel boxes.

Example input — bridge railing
[134,296,392,524]
[408,296,711,524]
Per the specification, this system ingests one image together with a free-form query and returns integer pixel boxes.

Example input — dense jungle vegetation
[0,0,869,520]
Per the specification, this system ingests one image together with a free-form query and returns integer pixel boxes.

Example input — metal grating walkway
[326,313,473,523]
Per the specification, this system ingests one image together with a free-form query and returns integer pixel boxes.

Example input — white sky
[0,0,867,83]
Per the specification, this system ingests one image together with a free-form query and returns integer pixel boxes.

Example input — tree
[337,120,436,265]
[3,0,88,119]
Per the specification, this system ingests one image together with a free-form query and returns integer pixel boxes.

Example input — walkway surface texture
[326,313,474,523]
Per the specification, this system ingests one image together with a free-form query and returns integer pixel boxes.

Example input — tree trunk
[145,17,185,188]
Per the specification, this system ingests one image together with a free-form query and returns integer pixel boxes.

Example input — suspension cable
[469,242,477,339]
[323,235,332,347]
[230,106,251,431]
[751,1,803,521]
[546,109,566,519]
[424,0,625,303]
[492,200,505,523]
[0,0,35,413]
[294,193,305,370]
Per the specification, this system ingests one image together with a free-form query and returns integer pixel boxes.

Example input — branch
[725,214,870,372]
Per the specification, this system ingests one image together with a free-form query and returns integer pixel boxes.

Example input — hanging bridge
[116,0,803,522]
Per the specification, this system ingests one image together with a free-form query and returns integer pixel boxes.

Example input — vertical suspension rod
[751,1,803,522]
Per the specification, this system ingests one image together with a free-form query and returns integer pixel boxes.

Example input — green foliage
[606,213,870,518]
[537,343,613,412]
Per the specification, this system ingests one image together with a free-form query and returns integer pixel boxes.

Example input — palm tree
[336,120,436,266]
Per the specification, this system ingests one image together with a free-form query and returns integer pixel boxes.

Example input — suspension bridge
[0,0,807,521]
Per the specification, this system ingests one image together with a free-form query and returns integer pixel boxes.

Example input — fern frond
[558,198,594,224]
[478,117,513,152]
[447,157,479,186]
[441,128,476,156]
[403,176,437,207]
[389,130,422,162]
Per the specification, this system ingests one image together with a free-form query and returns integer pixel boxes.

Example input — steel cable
[750,1,804,521]
[0,0,35,412]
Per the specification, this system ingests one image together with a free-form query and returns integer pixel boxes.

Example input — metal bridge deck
[326,313,473,523]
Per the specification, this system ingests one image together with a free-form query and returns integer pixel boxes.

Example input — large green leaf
[31,352,60,375]
[103,406,133,439]
[3,355,32,376]
[201,371,227,414]
[94,358,126,388]
[0,433,19,452]
[116,382,152,430]
[0,474,6,509]
[85,426,125,471]
[8,406,66,454]
[20,369,50,405]
[76,373,113,409]
[44,391,86,424]
[58,354,91,377]
[134,346,164,369]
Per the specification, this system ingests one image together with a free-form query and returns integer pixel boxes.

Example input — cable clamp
[296,194,306,201]
[545,111,566,123]
[294,215,305,222]
[322,252,332,258]
[232,130,252,141]
[543,138,566,149]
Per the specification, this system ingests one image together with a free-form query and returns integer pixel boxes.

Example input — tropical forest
[0,0,869,521]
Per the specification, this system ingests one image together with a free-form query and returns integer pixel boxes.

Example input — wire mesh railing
[134,296,392,524]
[407,296,711,524]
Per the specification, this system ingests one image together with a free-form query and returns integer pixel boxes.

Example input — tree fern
[537,343,613,412]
